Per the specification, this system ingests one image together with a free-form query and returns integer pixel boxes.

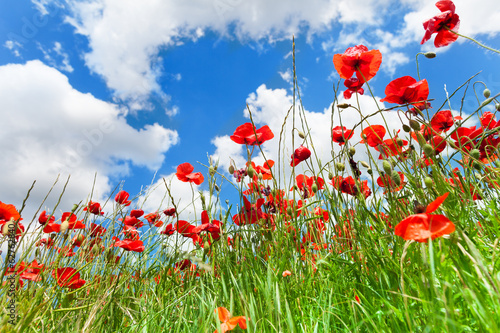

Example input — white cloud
[4,40,22,57]
[38,41,74,72]
[0,60,179,241]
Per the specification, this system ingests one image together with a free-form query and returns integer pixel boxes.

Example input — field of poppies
[2,1,500,332]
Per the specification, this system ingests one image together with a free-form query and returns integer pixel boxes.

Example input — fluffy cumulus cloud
[0,60,178,233]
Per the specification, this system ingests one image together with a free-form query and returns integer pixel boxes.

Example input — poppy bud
[214,184,220,192]
[247,167,255,178]
[483,88,491,98]
[423,144,434,157]
[367,168,373,175]
[286,207,293,216]
[496,103,500,112]
[337,103,349,109]
[60,220,69,234]
[35,248,41,259]
[76,234,85,243]
[209,166,215,176]
[473,162,482,170]
[328,170,334,180]
[424,52,436,59]
[348,147,356,156]
[470,149,480,160]
[409,119,420,131]
[71,204,79,213]
[258,173,263,180]
[335,163,345,172]
[396,138,404,147]
[382,160,392,175]
[298,131,306,139]
[228,165,235,174]
[203,241,211,250]
[92,244,100,255]
[402,124,411,133]
[311,183,318,193]
[424,176,433,188]
[481,98,493,108]
[416,132,427,147]
[360,161,370,168]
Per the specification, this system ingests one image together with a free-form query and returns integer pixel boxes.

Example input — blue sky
[1,0,500,232]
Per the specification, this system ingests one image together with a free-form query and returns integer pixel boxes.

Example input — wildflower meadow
[2,1,500,332]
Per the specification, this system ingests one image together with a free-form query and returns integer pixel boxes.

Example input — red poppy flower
[58,246,77,258]
[331,176,371,199]
[230,122,274,146]
[282,270,292,277]
[144,212,163,227]
[112,237,145,252]
[214,307,249,333]
[83,201,104,215]
[20,260,45,282]
[52,267,86,289]
[375,136,409,159]
[90,223,107,237]
[394,192,455,242]
[343,77,365,99]
[333,45,382,82]
[115,190,132,206]
[332,126,354,146]
[449,126,483,149]
[161,223,175,236]
[293,174,325,199]
[122,225,140,240]
[291,146,311,166]
[0,201,21,222]
[176,162,204,185]
[197,210,221,240]
[232,196,266,226]
[36,238,55,248]
[380,76,429,111]
[130,209,144,218]
[421,1,460,48]
[163,208,176,217]
[360,125,386,147]
[480,111,500,130]
[38,210,55,225]
[430,110,457,133]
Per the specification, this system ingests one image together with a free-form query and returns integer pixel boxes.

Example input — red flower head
[130,209,144,218]
[430,110,459,133]
[90,223,107,237]
[161,223,175,236]
[83,201,104,215]
[332,126,354,146]
[343,77,365,99]
[0,201,21,222]
[377,172,406,193]
[360,125,386,147]
[115,191,132,206]
[421,1,460,48]
[291,146,311,167]
[480,112,500,130]
[232,196,266,226]
[52,267,86,289]
[214,306,249,333]
[230,122,274,146]
[333,45,382,82]
[331,176,371,199]
[112,237,145,252]
[38,210,55,225]
[254,160,274,180]
[293,174,325,199]
[144,212,163,227]
[163,208,176,217]
[176,162,204,185]
[394,192,455,242]
[380,76,429,112]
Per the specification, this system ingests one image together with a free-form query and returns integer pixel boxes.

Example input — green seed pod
[470,149,480,160]
[483,88,491,98]
[360,161,370,168]
[209,166,215,176]
[337,103,349,109]
[258,173,263,180]
[496,103,500,112]
[481,97,493,108]
[92,244,100,255]
[328,170,334,180]
[416,132,427,147]
[391,171,401,186]
[473,162,482,170]
[247,166,255,178]
[298,131,306,139]
[335,162,345,172]
[423,144,434,157]
[409,119,421,131]
[286,207,293,216]
[348,147,356,156]
[402,124,411,133]
[367,168,373,175]
[228,165,235,174]
[214,184,220,192]
[424,176,433,188]
[424,52,436,59]
[311,183,318,193]
[382,160,392,175]
[396,138,404,147]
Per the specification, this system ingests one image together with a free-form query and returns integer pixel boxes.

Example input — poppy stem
[447,29,500,55]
